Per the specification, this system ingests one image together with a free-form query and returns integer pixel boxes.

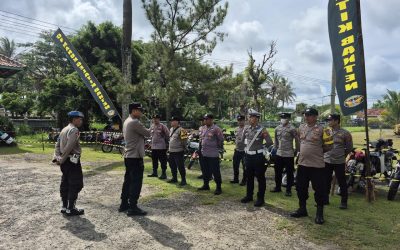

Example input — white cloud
[290,7,327,38]
[224,20,269,51]
[295,39,330,63]
[366,56,399,83]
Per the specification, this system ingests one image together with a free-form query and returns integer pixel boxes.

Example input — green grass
[2,129,400,249]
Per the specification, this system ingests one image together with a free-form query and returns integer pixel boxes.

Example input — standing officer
[168,116,188,185]
[148,114,169,179]
[240,109,273,207]
[290,108,333,224]
[230,115,247,186]
[324,114,353,209]
[197,114,224,195]
[119,102,151,216]
[53,111,85,216]
[271,112,299,196]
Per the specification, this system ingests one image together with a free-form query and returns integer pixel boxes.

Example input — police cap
[67,111,84,118]
[304,107,318,116]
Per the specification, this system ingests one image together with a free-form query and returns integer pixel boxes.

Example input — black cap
[304,107,318,116]
[236,115,245,120]
[204,113,214,119]
[170,116,180,121]
[129,102,143,113]
[326,114,340,121]
[279,112,291,119]
[153,114,161,119]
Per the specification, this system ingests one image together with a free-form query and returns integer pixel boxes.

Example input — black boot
[197,182,210,191]
[118,199,129,212]
[315,206,325,224]
[285,190,292,197]
[230,178,239,184]
[61,198,68,214]
[239,178,246,186]
[167,177,178,183]
[240,196,253,203]
[127,204,147,216]
[66,200,84,216]
[214,184,222,195]
[179,178,187,186]
[270,187,282,193]
[148,172,158,177]
[254,192,265,207]
[290,202,308,218]
[159,170,167,180]
[339,197,348,209]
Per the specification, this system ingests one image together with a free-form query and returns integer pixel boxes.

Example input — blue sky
[1,0,399,108]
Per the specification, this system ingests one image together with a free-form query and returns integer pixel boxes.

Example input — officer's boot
[230,175,239,184]
[61,198,68,214]
[179,172,187,186]
[127,202,147,216]
[167,172,178,183]
[339,196,348,209]
[159,169,167,180]
[315,205,325,224]
[254,192,265,207]
[290,201,308,218]
[118,199,129,212]
[66,200,84,216]
[198,181,210,191]
[214,183,222,195]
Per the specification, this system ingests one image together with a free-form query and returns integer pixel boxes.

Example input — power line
[0,18,54,33]
[0,24,42,37]
[0,9,78,33]
[0,26,40,39]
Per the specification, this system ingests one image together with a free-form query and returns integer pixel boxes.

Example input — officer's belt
[245,149,264,155]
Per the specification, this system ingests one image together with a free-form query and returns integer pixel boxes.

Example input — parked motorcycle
[101,134,125,155]
[387,159,400,200]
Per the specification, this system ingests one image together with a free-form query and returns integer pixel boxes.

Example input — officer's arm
[60,128,79,164]
[53,137,61,163]
[135,122,151,137]
[293,128,300,153]
[274,129,279,149]
[344,132,354,156]
[216,128,225,149]
[164,125,170,140]
[263,129,273,147]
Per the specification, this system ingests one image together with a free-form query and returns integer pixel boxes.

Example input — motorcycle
[369,139,397,178]
[101,134,125,155]
[387,159,400,200]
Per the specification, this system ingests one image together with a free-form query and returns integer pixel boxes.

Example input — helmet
[67,111,84,118]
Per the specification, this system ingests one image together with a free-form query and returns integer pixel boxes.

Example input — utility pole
[330,63,336,114]
[121,0,132,122]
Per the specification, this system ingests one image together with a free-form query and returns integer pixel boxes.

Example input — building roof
[356,108,385,118]
[0,54,25,78]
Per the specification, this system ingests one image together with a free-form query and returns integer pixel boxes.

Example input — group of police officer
[53,104,353,224]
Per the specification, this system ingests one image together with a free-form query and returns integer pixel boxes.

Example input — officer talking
[149,114,170,179]
[230,115,247,186]
[271,112,299,196]
[198,114,224,195]
[53,111,85,216]
[240,109,273,207]
[168,116,188,185]
[119,102,151,216]
[324,114,353,209]
[290,108,333,224]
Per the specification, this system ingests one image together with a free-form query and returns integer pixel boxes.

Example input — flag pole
[355,0,374,202]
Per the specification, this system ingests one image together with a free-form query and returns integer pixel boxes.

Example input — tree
[383,89,400,124]
[0,37,16,58]
[141,0,228,119]
[0,92,34,117]
[245,41,277,113]
[277,77,296,108]
[121,0,133,121]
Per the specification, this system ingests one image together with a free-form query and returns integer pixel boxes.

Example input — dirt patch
[0,153,336,250]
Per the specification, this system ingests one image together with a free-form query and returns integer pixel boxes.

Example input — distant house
[356,109,385,119]
[0,54,25,78]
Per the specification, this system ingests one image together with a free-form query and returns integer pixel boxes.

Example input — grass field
[1,129,400,249]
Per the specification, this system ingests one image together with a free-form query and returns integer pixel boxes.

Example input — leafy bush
[0,116,14,132]
[16,124,32,135]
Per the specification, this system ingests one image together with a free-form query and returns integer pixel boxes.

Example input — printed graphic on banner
[51,28,120,119]
[328,0,366,115]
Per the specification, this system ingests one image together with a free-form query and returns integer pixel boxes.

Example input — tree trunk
[121,0,132,122]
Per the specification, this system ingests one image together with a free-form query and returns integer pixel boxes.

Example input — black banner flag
[52,28,120,119]
[328,0,367,115]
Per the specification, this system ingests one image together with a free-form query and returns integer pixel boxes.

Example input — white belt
[245,149,264,155]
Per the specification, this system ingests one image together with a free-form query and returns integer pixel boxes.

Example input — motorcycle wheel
[102,144,113,153]
[387,181,400,200]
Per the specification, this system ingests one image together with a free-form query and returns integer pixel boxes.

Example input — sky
[1,0,399,108]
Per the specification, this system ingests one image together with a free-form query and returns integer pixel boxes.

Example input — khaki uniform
[168,126,188,181]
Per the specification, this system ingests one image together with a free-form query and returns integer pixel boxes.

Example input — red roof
[0,54,25,78]
[356,109,385,118]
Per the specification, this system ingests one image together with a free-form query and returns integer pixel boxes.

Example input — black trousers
[203,157,222,186]
[325,162,348,202]
[296,165,326,207]
[151,149,168,174]
[60,159,83,201]
[120,158,144,206]
[169,151,186,179]
[274,156,294,192]
[245,153,266,198]
[232,150,246,181]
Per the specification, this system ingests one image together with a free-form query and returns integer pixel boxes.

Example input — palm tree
[265,72,282,110]
[277,77,296,108]
[0,37,16,58]
[383,89,400,123]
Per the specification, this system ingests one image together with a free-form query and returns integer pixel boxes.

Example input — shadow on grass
[84,162,124,177]
[61,215,107,242]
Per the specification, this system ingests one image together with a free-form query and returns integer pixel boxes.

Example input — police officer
[240,109,273,207]
[230,115,247,186]
[119,102,151,216]
[324,114,353,209]
[197,117,206,180]
[149,114,170,179]
[53,111,84,216]
[198,114,224,195]
[271,112,299,196]
[168,116,188,185]
[290,108,333,224]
